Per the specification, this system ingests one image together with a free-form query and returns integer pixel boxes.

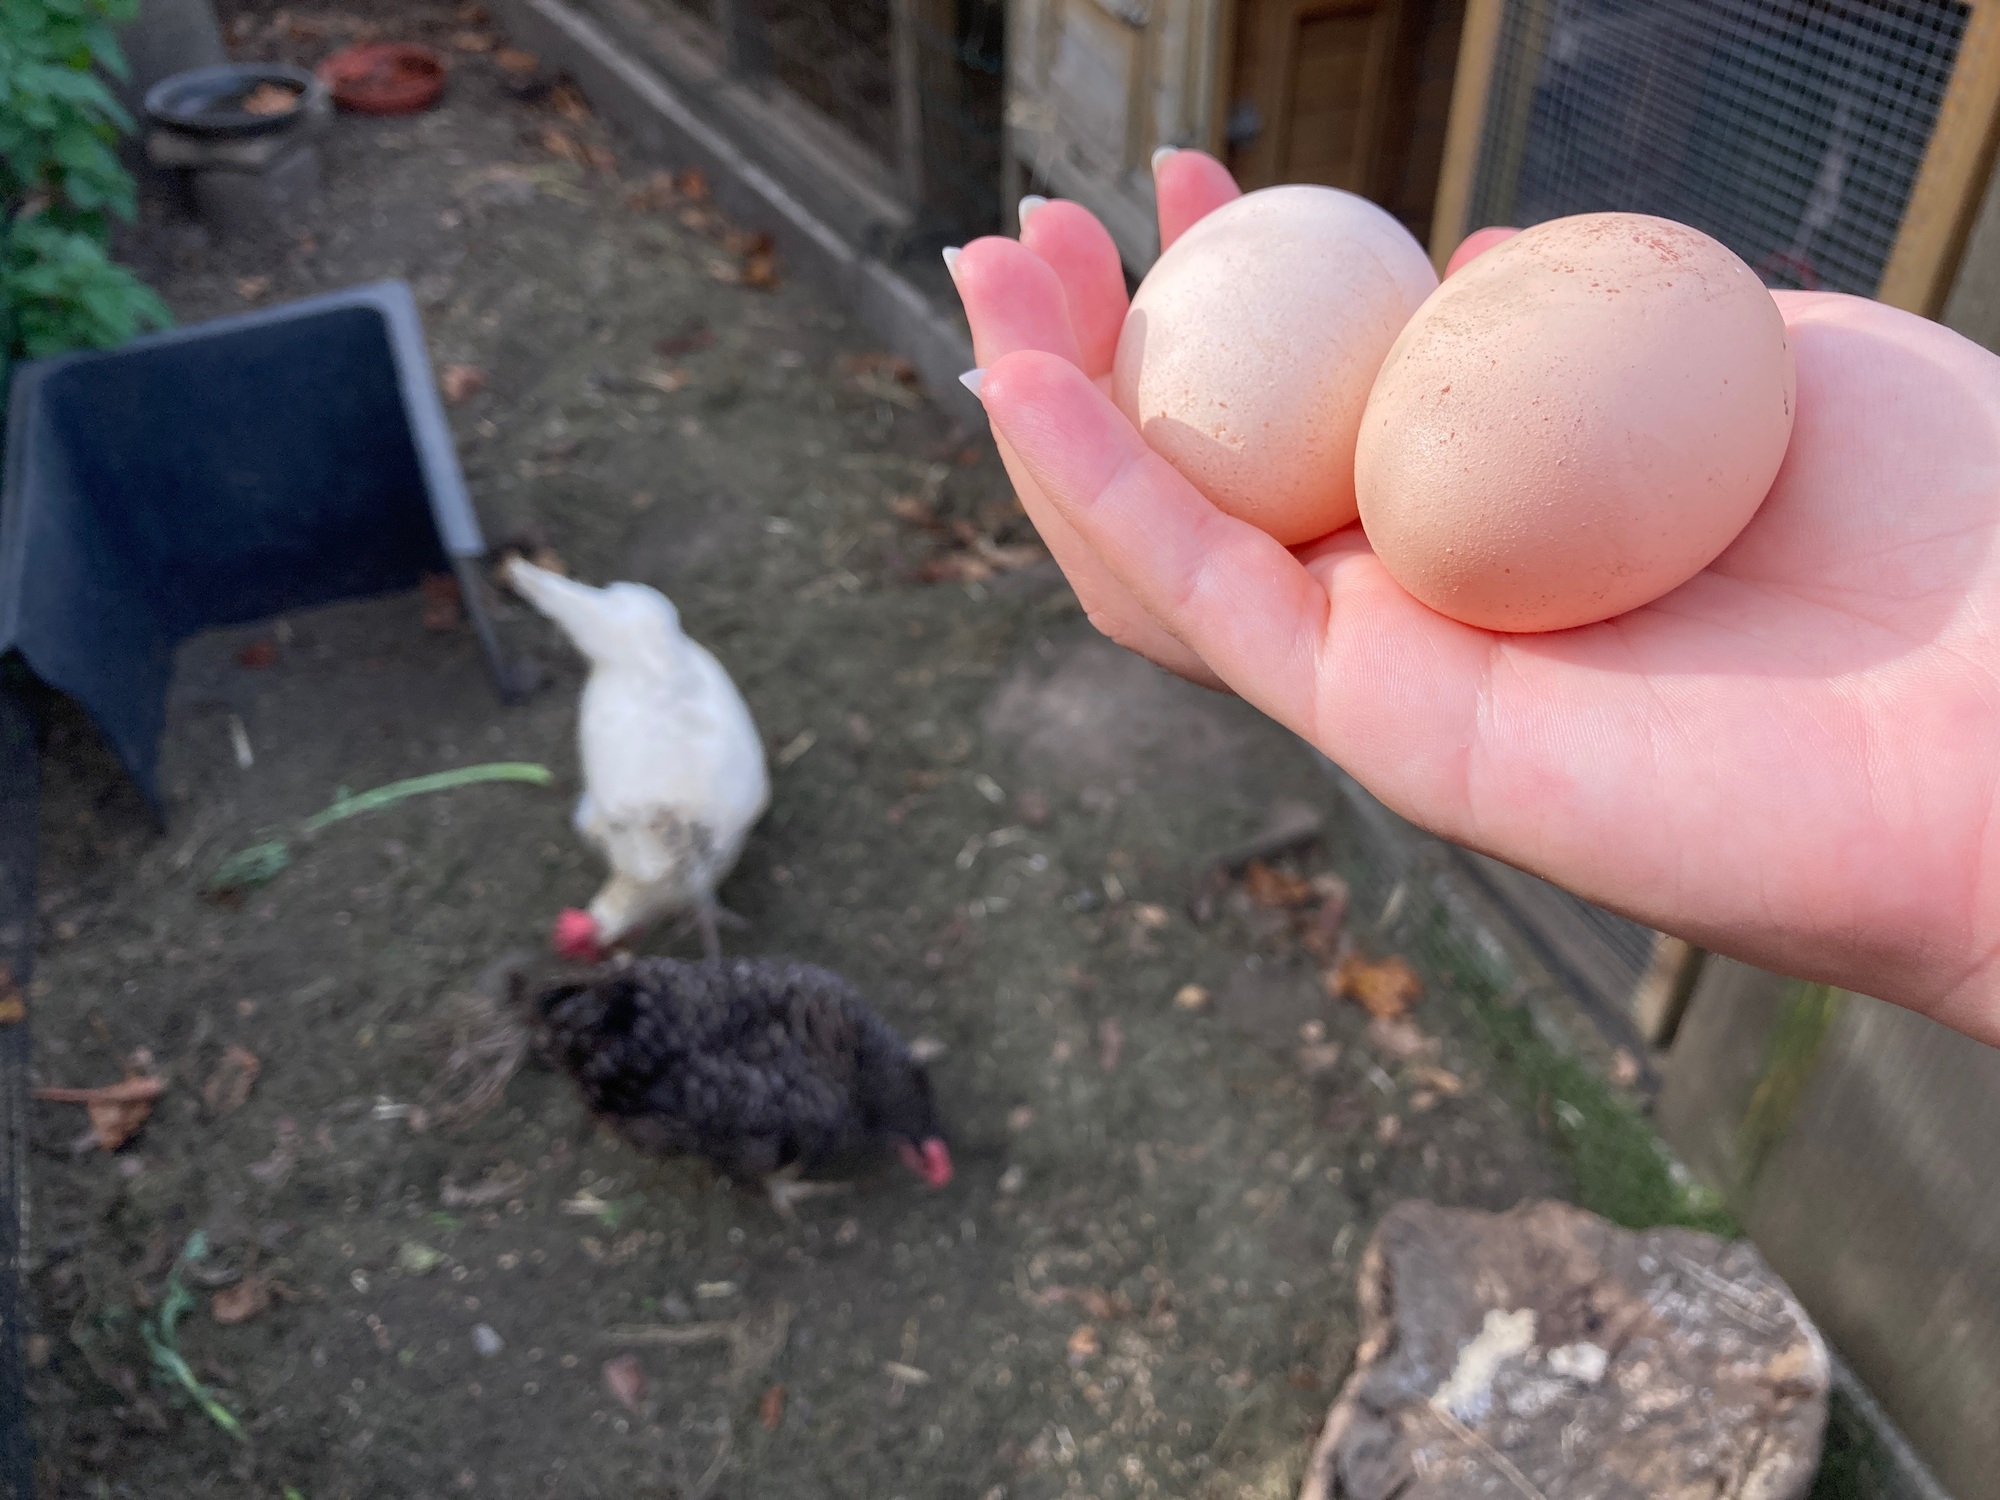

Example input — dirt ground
[23,7,1578,1497]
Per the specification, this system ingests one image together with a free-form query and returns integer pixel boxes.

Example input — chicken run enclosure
[3,0,1997,1496]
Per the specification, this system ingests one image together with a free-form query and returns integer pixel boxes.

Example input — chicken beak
[911,1138,953,1188]
[552,909,604,962]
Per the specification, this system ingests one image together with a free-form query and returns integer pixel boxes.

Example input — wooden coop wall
[1218,0,1466,243]
[616,0,1008,250]
[1005,0,1466,268]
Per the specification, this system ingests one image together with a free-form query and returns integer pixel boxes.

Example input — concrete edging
[485,0,983,428]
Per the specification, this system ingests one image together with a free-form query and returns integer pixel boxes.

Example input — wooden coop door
[1224,0,1451,230]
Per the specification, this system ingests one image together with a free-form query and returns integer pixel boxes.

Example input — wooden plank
[1426,0,1499,269]
[1631,933,1705,1048]
[891,0,926,205]
[1207,0,1243,157]
[1660,975,2000,1500]
[1879,0,2000,315]
[1455,850,1655,1027]
[1462,0,1547,246]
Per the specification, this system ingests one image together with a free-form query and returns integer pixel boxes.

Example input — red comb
[552,909,602,961]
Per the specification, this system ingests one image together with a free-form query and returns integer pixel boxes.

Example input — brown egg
[1356,213,1795,632]
[1113,185,1436,546]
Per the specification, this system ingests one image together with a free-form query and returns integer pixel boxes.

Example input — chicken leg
[762,1165,851,1218]
[692,901,748,962]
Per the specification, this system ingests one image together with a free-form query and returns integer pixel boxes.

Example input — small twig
[1671,1254,1785,1334]
[1424,1404,1547,1500]
[687,1425,732,1500]
[600,1321,736,1347]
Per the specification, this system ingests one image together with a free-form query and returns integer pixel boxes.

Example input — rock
[1299,1200,1829,1500]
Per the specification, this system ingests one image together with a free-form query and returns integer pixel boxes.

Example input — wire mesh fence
[1467,0,1970,296]
[639,0,1006,251]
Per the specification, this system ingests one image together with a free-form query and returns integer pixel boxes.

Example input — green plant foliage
[1,0,171,362]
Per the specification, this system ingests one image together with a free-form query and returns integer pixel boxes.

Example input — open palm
[953,151,2000,1045]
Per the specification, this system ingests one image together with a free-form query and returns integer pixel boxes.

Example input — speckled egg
[1355,213,1795,632]
[1112,185,1437,546]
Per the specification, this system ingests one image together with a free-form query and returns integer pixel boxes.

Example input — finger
[950,236,1084,369]
[989,427,1227,689]
[978,350,1330,731]
[1154,148,1242,252]
[1445,226,1520,278]
[1018,197,1128,379]
[948,241,1222,686]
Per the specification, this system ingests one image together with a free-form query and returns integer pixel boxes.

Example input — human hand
[951,152,2000,1043]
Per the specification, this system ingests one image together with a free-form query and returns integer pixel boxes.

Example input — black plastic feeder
[0,281,520,1493]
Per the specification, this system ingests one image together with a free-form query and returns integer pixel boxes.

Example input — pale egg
[1355,213,1795,632]
[1113,185,1437,546]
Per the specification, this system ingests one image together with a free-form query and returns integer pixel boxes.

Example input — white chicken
[504,557,770,962]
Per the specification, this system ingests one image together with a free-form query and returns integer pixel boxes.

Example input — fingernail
[1017,194,1049,227]
[958,368,986,397]
[1151,145,1179,173]
[941,245,961,275]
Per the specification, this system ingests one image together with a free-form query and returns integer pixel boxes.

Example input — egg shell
[1355,213,1795,633]
[1113,184,1437,546]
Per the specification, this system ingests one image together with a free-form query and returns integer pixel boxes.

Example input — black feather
[533,957,947,1184]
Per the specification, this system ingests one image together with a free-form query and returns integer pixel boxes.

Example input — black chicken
[527,956,953,1213]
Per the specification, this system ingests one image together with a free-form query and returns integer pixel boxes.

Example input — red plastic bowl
[317,43,446,115]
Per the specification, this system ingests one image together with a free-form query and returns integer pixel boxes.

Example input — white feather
[506,557,770,945]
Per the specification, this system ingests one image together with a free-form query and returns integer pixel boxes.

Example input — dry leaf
[1174,984,1210,1011]
[1330,953,1421,1019]
[706,257,741,285]
[236,639,278,669]
[420,573,464,631]
[1066,1325,1099,1365]
[583,142,617,174]
[1097,1017,1123,1073]
[1410,1064,1464,1096]
[201,1045,261,1118]
[889,494,937,528]
[541,127,583,164]
[496,46,539,73]
[637,367,689,393]
[0,968,25,1028]
[441,364,487,404]
[677,166,709,200]
[602,1354,646,1412]
[655,320,714,358]
[1297,1042,1343,1076]
[440,1167,529,1208]
[759,1383,787,1430]
[551,82,592,122]
[249,1119,299,1187]
[838,352,917,386]
[234,276,271,301]
[1244,860,1316,909]
[212,1275,272,1325]
[1365,1015,1435,1061]
[1303,879,1351,960]
[452,29,495,50]
[34,1074,164,1151]
[1074,1288,1131,1321]
[626,170,677,212]
[741,252,780,290]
